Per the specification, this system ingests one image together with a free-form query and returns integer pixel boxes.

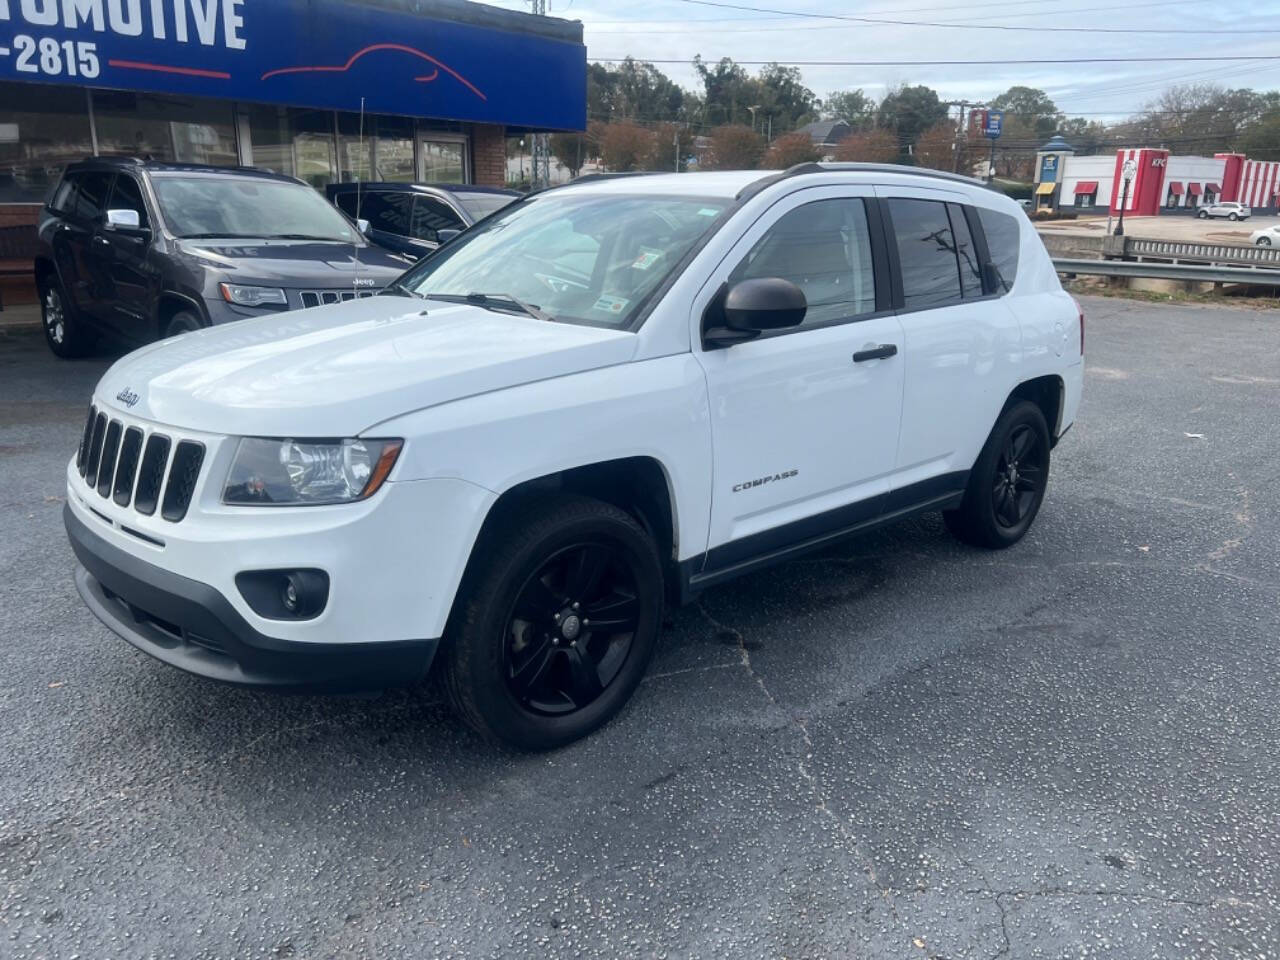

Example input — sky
[484,0,1280,121]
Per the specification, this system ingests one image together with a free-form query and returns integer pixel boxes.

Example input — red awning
[1167,182,1184,195]
[1074,181,1099,195]
[1206,183,1221,193]
[1187,183,1203,195]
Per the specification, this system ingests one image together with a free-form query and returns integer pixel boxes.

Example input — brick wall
[470,124,507,188]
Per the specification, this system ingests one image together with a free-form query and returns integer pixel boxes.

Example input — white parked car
[1198,200,1250,221]
[64,164,1084,749]
[1249,224,1280,246]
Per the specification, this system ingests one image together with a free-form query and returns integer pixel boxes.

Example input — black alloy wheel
[443,495,664,750]
[40,278,93,358]
[504,541,640,715]
[991,423,1047,531]
[945,400,1051,549]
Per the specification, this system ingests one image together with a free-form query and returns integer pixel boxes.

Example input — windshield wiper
[381,281,425,300]
[425,292,554,322]
[177,233,264,240]
[270,233,349,242]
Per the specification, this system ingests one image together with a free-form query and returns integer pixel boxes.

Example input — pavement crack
[964,886,1263,912]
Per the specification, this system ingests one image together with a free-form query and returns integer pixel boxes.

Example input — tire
[39,275,94,358]
[1259,237,1272,246]
[164,310,203,339]
[1198,210,1208,219]
[1228,212,1239,221]
[442,495,664,750]
[944,400,1051,550]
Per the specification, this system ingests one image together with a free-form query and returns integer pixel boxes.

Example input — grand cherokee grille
[77,406,204,523]
[299,289,379,309]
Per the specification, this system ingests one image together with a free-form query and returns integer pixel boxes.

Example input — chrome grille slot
[133,434,171,516]
[84,412,107,488]
[300,289,379,308]
[113,427,144,506]
[161,441,205,523]
[96,420,122,498]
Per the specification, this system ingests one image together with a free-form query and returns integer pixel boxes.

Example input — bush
[762,131,820,169]
[705,124,766,170]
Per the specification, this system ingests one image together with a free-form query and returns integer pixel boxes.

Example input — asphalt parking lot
[2,294,1279,959]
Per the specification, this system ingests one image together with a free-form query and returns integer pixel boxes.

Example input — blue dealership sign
[983,109,1003,139]
[0,0,586,130]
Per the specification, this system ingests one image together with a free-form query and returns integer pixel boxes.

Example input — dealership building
[1032,136,1280,217]
[0,0,585,298]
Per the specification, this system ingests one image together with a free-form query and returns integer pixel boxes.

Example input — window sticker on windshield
[631,248,663,271]
[697,207,719,217]
[592,295,630,316]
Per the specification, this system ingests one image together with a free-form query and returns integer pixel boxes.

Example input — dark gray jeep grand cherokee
[34,157,411,358]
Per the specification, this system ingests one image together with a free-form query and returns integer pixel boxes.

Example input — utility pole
[946,100,984,175]
[528,0,549,185]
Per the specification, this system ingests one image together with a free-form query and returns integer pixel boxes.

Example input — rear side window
[730,197,877,328]
[338,192,413,237]
[54,171,114,221]
[976,207,1021,293]
[887,198,962,311]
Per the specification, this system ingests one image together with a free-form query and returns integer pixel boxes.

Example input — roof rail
[736,161,992,201]
[569,171,662,184]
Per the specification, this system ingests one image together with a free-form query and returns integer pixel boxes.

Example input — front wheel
[1259,236,1272,247]
[1198,210,1209,219]
[164,310,203,339]
[1228,212,1239,221]
[443,495,664,750]
[945,400,1051,549]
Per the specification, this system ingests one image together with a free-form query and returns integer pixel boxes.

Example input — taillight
[1074,297,1085,355]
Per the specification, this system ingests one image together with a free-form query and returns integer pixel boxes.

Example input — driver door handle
[853,344,898,363]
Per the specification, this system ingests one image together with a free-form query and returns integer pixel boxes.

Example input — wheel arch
[155,292,207,338]
[1006,374,1065,445]
[33,255,60,293]
[447,456,681,628]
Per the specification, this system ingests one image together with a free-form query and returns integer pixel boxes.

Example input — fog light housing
[235,569,329,621]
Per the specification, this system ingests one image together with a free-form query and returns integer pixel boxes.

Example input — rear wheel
[1228,212,1239,221]
[40,277,94,358]
[443,495,664,750]
[1259,236,1272,246]
[945,400,1050,549]
[1198,210,1209,219]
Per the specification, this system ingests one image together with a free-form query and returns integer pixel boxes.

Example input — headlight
[223,438,403,505]
[220,282,288,307]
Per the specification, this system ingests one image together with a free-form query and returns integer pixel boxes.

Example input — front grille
[74,408,206,525]
[299,288,378,309]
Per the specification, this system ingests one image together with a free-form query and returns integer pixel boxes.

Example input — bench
[0,224,39,311]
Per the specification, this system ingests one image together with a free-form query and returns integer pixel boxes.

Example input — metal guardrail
[1053,257,1280,287]
[1124,237,1280,267]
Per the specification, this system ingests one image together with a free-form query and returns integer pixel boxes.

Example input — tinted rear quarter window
[58,171,114,221]
[976,207,1021,293]
[888,197,962,311]
[356,192,413,237]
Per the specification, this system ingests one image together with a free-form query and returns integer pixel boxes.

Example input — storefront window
[92,92,237,167]
[338,114,415,183]
[244,105,337,189]
[0,83,94,203]
[421,140,467,183]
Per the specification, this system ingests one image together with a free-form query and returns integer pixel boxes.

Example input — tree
[876,85,948,161]
[705,124,766,170]
[597,122,656,172]
[989,86,1061,139]
[913,121,958,171]
[549,131,589,178]
[822,89,875,129]
[756,62,819,133]
[694,56,759,128]
[644,123,697,172]
[588,58,686,125]
[763,131,820,169]
[1242,114,1280,162]
[831,129,900,164]
[1132,83,1272,154]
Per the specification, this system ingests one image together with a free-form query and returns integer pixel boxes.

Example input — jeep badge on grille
[115,387,140,408]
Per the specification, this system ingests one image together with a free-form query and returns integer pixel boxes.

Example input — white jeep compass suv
[65,164,1084,750]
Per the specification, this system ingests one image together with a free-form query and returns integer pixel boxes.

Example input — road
[1037,212,1279,246]
[2,295,1279,959]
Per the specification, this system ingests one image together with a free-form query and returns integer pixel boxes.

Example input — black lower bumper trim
[65,504,437,692]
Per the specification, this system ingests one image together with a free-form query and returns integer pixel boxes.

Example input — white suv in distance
[1198,200,1249,221]
[65,164,1084,750]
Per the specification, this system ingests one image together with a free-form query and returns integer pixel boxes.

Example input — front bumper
[67,504,436,691]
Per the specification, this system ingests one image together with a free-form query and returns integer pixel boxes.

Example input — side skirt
[677,471,968,602]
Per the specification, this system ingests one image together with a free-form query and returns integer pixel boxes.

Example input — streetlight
[1115,158,1137,237]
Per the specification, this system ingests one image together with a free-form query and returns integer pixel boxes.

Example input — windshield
[153,175,359,242]
[396,192,729,327]
[454,191,517,220]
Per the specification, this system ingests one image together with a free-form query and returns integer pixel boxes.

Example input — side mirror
[356,218,371,235]
[437,227,462,244]
[703,277,806,348]
[105,208,144,233]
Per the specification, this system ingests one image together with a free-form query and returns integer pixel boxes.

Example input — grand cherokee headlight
[219,282,288,307]
[223,438,403,505]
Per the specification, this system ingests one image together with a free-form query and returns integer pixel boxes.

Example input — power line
[662,0,1280,34]
[590,55,1280,66]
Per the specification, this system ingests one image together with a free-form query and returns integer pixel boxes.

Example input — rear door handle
[853,344,898,362]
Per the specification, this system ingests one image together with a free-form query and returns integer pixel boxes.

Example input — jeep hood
[176,238,410,284]
[94,297,638,436]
